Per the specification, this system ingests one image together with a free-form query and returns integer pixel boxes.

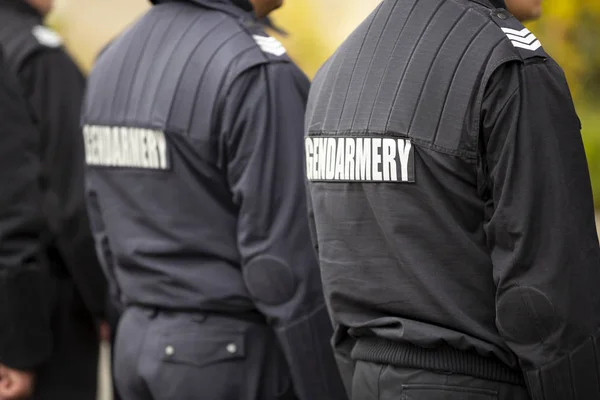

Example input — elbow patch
[496,286,559,346]
[243,256,297,306]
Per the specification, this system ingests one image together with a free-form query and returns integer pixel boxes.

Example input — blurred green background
[50,0,600,208]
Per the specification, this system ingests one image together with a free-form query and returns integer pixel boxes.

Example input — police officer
[305,0,600,399]
[81,0,347,399]
[0,0,108,399]
[0,51,52,400]
[505,0,542,22]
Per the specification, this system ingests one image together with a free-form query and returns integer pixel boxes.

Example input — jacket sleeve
[482,59,600,399]
[222,62,347,400]
[85,187,124,328]
[0,58,53,370]
[19,50,108,318]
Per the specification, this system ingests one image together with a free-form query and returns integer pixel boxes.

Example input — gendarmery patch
[305,136,415,183]
[83,125,170,170]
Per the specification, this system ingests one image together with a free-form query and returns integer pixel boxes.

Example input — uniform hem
[352,337,525,387]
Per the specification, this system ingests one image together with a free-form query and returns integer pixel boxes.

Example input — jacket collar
[470,0,507,9]
[489,0,507,8]
[150,0,287,34]
[0,0,44,21]
[150,0,253,18]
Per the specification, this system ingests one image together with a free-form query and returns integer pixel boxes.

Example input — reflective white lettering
[325,138,336,180]
[382,138,397,181]
[305,136,414,183]
[371,138,382,181]
[355,138,371,180]
[334,138,345,180]
[83,125,170,170]
[398,139,412,182]
[155,130,167,169]
[305,138,314,180]
[345,138,355,180]
[111,127,121,166]
[317,138,326,180]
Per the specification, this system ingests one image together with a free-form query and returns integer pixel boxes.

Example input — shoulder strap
[0,23,62,73]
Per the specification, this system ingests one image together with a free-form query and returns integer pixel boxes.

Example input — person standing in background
[0,49,53,400]
[81,0,347,399]
[0,1,108,399]
[305,0,600,398]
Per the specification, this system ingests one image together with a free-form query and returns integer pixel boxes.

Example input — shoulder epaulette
[31,25,63,49]
[488,9,548,60]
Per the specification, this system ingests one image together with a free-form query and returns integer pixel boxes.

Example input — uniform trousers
[114,306,297,400]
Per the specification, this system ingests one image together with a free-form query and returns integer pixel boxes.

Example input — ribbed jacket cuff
[353,337,525,386]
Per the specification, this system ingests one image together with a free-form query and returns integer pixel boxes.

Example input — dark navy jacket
[0,0,107,319]
[305,0,600,398]
[0,50,52,371]
[82,0,346,398]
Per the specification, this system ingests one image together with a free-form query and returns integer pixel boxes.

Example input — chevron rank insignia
[252,35,287,57]
[501,27,542,51]
[32,25,63,48]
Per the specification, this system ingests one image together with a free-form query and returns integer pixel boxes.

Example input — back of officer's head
[24,0,54,17]
[249,0,283,19]
[504,0,543,22]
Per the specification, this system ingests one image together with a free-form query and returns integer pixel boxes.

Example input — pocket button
[165,345,175,356]
[226,343,238,354]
